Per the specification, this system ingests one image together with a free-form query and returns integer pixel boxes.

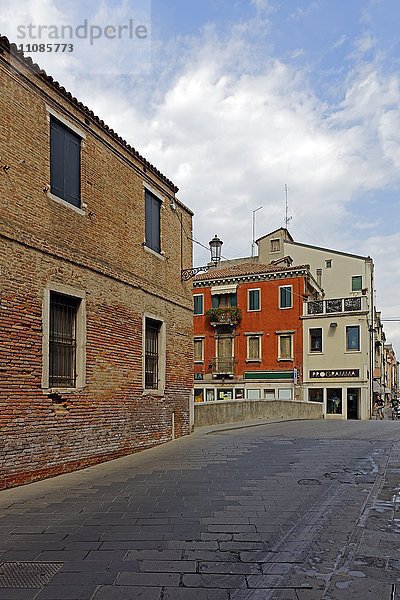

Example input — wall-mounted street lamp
[181,235,223,281]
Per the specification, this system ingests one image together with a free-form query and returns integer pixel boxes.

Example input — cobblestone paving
[1,419,400,599]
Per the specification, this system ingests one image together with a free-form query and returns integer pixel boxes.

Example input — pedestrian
[390,397,399,420]
[374,394,384,420]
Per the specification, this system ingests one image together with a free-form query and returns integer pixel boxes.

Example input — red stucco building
[193,262,321,402]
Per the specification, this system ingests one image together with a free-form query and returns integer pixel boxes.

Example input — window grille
[145,319,161,389]
[49,293,79,387]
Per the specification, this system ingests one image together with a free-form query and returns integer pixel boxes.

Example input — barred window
[49,293,80,387]
[145,318,161,389]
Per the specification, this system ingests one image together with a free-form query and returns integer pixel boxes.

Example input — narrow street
[1,419,400,600]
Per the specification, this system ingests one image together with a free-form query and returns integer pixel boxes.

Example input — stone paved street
[1,419,400,599]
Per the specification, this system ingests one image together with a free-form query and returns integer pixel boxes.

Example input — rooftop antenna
[284,184,292,229]
[251,206,263,258]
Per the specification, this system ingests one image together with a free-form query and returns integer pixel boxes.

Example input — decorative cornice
[193,268,308,288]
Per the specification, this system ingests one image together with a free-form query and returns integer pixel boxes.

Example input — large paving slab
[1,419,400,598]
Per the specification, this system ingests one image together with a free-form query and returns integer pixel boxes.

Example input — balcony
[211,357,235,376]
[206,307,242,326]
[304,296,367,316]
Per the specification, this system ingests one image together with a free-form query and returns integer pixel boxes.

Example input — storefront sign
[244,371,294,380]
[194,373,204,380]
[310,369,359,378]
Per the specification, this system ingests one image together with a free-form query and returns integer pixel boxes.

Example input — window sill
[279,306,293,310]
[278,358,293,362]
[43,386,85,394]
[142,389,165,397]
[246,359,261,363]
[47,192,85,215]
[143,245,166,260]
[247,309,261,313]
[194,361,204,364]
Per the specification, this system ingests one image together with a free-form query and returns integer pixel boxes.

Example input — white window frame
[245,333,262,362]
[278,333,293,361]
[309,327,323,353]
[42,283,86,392]
[345,324,361,353]
[193,293,204,316]
[271,238,280,253]
[215,335,234,358]
[246,388,261,400]
[194,337,204,363]
[351,275,362,292]
[308,388,324,403]
[278,388,293,400]
[247,288,261,312]
[279,285,293,309]
[142,313,166,395]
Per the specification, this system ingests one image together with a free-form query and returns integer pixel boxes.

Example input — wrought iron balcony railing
[211,357,235,375]
[206,307,242,326]
[305,296,366,316]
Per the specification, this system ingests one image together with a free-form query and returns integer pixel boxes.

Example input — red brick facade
[193,264,318,402]
[0,38,194,489]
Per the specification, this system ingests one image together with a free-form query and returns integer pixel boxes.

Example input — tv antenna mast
[284,184,292,229]
[251,206,263,258]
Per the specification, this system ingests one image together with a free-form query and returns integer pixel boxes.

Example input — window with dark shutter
[49,293,80,387]
[50,117,81,207]
[145,190,161,253]
[194,295,204,315]
[248,289,260,311]
[279,286,292,309]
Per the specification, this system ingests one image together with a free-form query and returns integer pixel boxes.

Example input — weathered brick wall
[0,42,193,489]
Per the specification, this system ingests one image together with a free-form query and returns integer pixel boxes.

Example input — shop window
[309,388,323,402]
[327,388,342,414]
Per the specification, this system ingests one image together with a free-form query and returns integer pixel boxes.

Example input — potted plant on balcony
[205,306,242,325]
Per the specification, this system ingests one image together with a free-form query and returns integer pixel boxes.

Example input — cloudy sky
[1,0,400,351]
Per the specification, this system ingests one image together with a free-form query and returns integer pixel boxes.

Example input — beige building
[256,229,374,419]
[384,344,399,402]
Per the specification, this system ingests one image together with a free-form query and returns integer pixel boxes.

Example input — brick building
[193,262,321,402]
[0,37,194,489]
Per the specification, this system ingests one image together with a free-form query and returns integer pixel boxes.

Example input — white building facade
[257,229,374,419]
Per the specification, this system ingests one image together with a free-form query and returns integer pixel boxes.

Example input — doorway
[347,388,360,420]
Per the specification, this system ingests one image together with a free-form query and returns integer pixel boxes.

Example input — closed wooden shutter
[145,191,161,253]
[50,117,81,207]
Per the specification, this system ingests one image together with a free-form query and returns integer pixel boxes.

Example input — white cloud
[332,34,347,49]
[358,233,400,352]
[1,0,400,355]
[354,33,376,54]
[290,48,305,59]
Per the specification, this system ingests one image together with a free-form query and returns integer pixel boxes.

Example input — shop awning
[211,284,238,295]
[373,381,384,394]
